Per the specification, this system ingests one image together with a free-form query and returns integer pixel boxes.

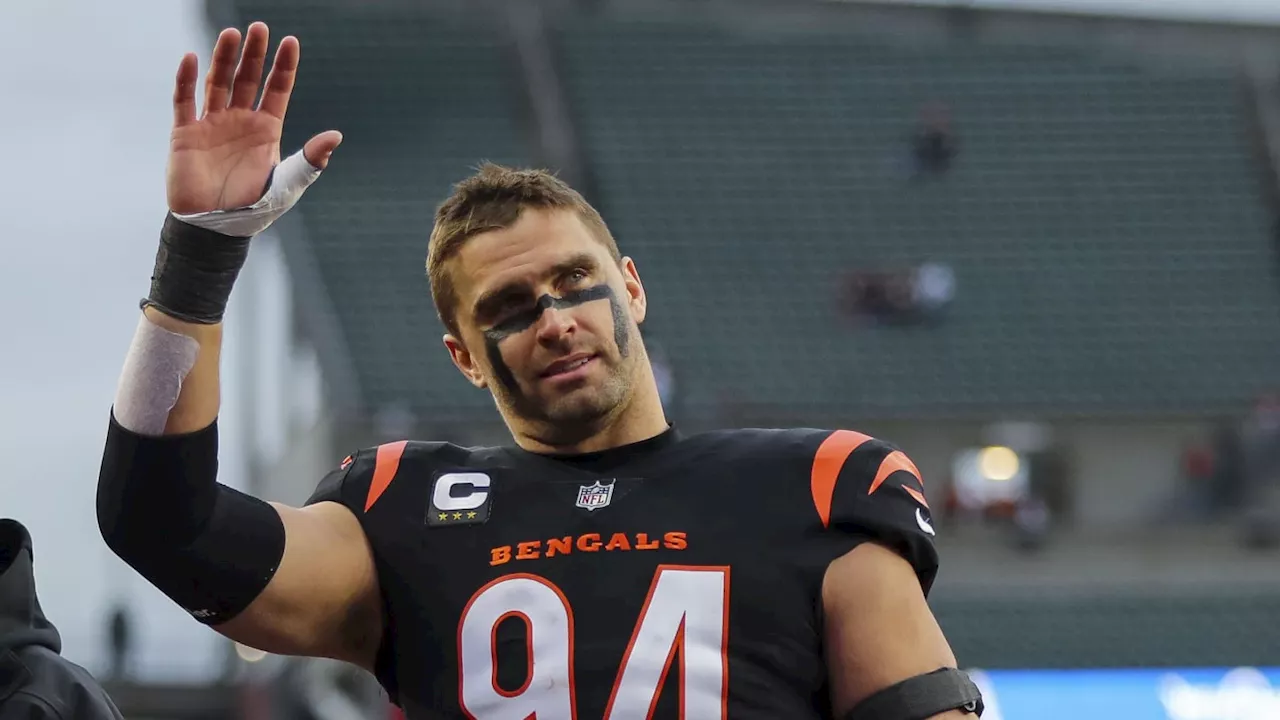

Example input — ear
[619,257,647,325]
[443,334,488,389]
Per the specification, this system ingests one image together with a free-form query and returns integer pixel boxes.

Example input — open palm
[167,23,341,215]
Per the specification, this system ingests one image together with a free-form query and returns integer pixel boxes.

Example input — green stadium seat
[553,16,1280,422]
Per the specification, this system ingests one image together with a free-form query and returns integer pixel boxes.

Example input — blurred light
[235,643,268,663]
[952,447,1029,510]
[979,446,1020,481]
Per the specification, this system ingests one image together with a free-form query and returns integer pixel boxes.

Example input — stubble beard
[504,350,635,446]
[485,288,640,446]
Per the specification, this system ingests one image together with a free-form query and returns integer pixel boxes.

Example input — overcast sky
[0,0,241,680]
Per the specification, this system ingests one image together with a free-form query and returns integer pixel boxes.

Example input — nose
[534,305,575,344]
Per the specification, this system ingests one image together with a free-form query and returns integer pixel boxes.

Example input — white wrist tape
[113,314,201,436]
[172,148,323,237]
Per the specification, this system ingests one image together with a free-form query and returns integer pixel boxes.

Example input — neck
[513,367,669,456]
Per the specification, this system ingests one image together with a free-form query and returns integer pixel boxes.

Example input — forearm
[99,217,282,626]
[97,20,353,645]
[825,544,982,720]
[140,306,223,434]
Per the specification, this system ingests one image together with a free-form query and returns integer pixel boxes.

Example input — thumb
[303,130,343,170]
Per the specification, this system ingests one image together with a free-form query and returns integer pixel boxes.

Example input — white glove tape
[172,148,323,237]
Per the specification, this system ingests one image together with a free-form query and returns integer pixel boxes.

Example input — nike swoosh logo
[916,508,935,536]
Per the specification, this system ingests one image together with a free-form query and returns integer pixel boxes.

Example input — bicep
[822,542,959,717]
[214,501,382,670]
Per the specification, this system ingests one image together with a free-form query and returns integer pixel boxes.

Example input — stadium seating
[556,16,1280,422]
[935,591,1280,668]
[229,4,1280,425]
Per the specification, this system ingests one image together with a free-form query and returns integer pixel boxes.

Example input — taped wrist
[97,413,285,624]
[140,214,251,324]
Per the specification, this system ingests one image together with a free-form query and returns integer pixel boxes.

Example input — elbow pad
[97,413,286,624]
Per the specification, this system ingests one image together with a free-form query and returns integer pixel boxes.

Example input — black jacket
[0,520,123,720]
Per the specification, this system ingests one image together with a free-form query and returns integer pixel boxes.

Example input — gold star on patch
[467,511,477,519]
[453,512,463,520]
[437,512,448,521]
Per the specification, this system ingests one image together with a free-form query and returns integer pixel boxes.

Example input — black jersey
[306,427,938,719]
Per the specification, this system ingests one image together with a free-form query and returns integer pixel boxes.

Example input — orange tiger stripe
[810,430,873,528]
[868,450,923,497]
[902,484,930,510]
[365,440,409,512]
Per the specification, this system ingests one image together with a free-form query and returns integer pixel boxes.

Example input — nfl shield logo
[575,481,614,511]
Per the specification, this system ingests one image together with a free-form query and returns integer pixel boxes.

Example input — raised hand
[166,22,342,215]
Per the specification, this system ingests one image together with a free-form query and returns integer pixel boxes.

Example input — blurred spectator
[1012,496,1051,551]
[106,602,132,682]
[0,519,123,719]
[1240,395,1280,548]
[1210,420,1246,509]
[845,261,956,325]
[1174,437,1216,519]
[846,270,914,322]
[912,260,956,318]
[910,102,959,180]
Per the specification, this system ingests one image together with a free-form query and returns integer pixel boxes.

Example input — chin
[544,380,631,423]
[542,393,616,425]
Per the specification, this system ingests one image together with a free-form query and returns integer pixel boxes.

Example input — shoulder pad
[808,429,939,593]
[305,440,501,512]
[809,430,927,525]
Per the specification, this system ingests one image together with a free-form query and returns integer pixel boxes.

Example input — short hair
[427,163,621,337]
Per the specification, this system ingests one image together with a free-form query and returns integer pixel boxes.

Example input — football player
[97,23,982,720]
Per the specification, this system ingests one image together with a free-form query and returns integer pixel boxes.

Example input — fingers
[257,35,300,119]
[229,22,270,110]
[303,130,344,170]
[193,23,301,121]
[202,27,242,117]
[172,53,199,128]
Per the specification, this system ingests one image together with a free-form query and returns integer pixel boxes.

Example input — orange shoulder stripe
[868,450,925,503]
[902,485,930,509]
[365,440,409,512]
[810,430,873,528]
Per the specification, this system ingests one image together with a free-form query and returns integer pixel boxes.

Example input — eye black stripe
[483,285,613,340]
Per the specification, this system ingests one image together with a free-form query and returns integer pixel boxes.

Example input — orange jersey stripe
[365,440,409,512]
[810,430,873,528]
[901,484,930,510]
[868,450,923,497]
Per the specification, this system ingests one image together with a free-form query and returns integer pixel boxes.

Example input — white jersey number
[457,565,730,719]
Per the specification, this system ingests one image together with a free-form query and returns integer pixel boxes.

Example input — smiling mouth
[541,354,596,378]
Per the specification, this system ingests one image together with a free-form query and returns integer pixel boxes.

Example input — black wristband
[843,667,983,720]
[140,214,252,324]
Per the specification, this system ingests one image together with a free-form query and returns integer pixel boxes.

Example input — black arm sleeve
[96,412,285,625]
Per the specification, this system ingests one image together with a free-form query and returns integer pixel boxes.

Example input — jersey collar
[516,425,682,474]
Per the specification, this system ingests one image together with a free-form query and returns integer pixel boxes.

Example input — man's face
[444,208,647,440]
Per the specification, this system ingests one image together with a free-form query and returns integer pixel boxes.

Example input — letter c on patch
[433,473,491,512]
